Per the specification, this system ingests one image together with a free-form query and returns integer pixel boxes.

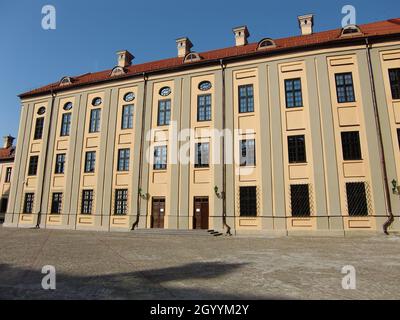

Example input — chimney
[176,37,193,58]
[298,14,314,35]
[3,135,14,149]
[116,50,134,68]
[232,26,250,46]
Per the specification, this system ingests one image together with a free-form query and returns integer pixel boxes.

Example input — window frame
[335,72,356,103]
[238,84,254,113]
[117,148,130,172]
[51,193,63,215]
[81,190,94,215]
[5,167,12,183]
[28,156,39,176]
[55,153,66,174]
[285,78,303,108]
[84,151,96,173]
[153,146,167,170]
[157,99,171,126]
[389,68,400,100]
[287,135,307,164]
[194,143,210,168]
[89,108,101,133]
[60,112,72,137]
[341,131,362,161]
[23,193,34,214]
[290,184,311,217]
[197,94,212,122]
[346,182,369,216]
[239,186,257,217]
[121,104,134,130]
[240,139,256,167]
[114,189,128,215]
[34,117,44,140]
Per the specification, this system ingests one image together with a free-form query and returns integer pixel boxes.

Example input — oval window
[159,87,171,97]
[124,92,135,102]
[92,97,102,106]
[198,81,212,91]
[37,107,46,115]
[63,102,73,111]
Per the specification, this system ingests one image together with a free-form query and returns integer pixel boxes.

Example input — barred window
[51,193,63,214]
[335,73,355,103]
[89,108,101,133]
[118,149,130,171]
[115,189,128,215]
[195,143,209,168]
[389,68,400,100]
[122,105,134,129]
[84,151,96,173]
[81,190,94,215]
[240,186,257,217]
[288,135,306,163]
[60,113,71,136]
[197,94,212,121]
[346,182,368,216]
[240,139,256,166]
[23,193,34,214]
[285,78,303,108]
[157,100,171,126]
[341,131,362,160]
[5,167,12,183]
[239,84,254,113]
[34,118,44,140]
[28,156,39,176]
[55,154,66,174]
[290,184,310,217]
[154,146,167,170]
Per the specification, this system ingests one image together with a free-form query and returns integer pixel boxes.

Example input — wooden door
[151,198,165,229]
[193,197,209,230]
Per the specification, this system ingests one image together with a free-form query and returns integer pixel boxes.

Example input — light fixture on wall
[214,186,225,200]
[138,188,150,201]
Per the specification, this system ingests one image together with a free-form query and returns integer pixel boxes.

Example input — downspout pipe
[220,59,232,236]
[132,72,148,230]
[36,90,56,228]
[365,38,394,234]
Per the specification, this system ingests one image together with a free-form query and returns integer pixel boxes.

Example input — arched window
[341,25,362,37]
[110,66,126,77]
[183,52,201,63]
[60,76,72,86]
[257,38,276,50]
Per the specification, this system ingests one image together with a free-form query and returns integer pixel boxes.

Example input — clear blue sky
[0,0,399,138]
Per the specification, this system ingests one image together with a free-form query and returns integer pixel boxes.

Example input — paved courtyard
[0,226,399,300]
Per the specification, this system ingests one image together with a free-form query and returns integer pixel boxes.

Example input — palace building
[4,15,400,235]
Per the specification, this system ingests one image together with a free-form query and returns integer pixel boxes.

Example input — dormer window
[257,38,276,50]
[110,66,126,77]
[183,52,201,63]
[60,76,72,86]
[341,25,362,37]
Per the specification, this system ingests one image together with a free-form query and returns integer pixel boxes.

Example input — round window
[159,87,171,97]
[92,97,102,106]
[198,81,212,91]
[63,102,73,111]
[37,107,46,115]
[124,92,135,102]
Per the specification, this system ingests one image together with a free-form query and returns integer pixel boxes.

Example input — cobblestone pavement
[0,226,399,300]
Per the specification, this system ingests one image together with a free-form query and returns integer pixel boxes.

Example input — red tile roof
[0,147,15,161]
[20,18,400,98]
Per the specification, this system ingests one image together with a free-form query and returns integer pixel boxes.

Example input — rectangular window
[34,118,44,140]
[288,135,306,163]
[240,139,256,166]
[55,154,66,174]
[118,149,130,171]
[197,94,212,121]
[389,68,400,100]
[157,100,171,126]
[28,156,39,176]
[84,151,96,173]
[195,143,209,168]
[60,113,72,136]
[346,182,368,216]
[290,184,310,217]
[122,105,134,129]
[51,193,63,214]
[335,73,355,103]
[341,131,362,160]
[114,189,128,215]
[81,190,94,215]
[23,193,34,214]
[89,109,101,133]
[239,84,254,113]
[397,128,400,149]
[5,167,12,183]
[154,146,167,170]
[285,78,303,108]
[239,186,257,217]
